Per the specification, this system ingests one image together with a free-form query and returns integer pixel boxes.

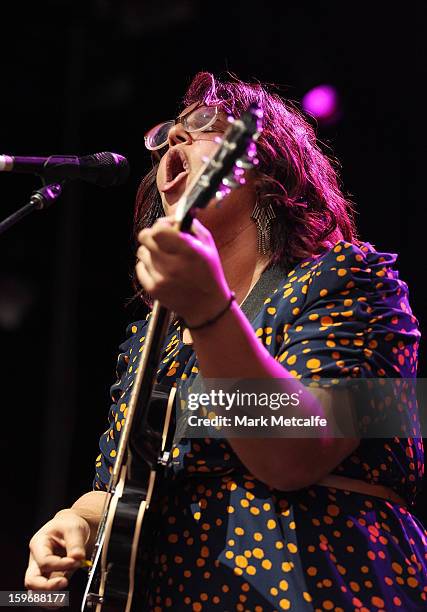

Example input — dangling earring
[251,201,276,254]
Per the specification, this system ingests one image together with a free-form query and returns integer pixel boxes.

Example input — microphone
[0,152,129,187]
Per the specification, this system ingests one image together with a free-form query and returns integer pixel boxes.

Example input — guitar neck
[108,300,173,489]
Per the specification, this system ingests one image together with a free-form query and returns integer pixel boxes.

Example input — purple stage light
[302,85,340,124]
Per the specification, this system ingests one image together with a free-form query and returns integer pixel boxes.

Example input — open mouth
[160,148,190,193]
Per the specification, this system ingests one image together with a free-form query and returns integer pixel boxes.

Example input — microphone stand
[0,182,63,236]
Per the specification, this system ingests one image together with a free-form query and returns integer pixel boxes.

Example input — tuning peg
[235,158,253,169]
[216,184,232,199]
[247,142,257,158]
[222,177,239,189]
[230,166,246,185]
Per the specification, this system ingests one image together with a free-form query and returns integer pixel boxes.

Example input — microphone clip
[0,181,63,236]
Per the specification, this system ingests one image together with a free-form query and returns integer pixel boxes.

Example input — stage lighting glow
[302,85,339,122]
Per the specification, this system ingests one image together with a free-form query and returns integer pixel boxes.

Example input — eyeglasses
[144,104,221,151]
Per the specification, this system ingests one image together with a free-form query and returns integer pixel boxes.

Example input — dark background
[0,1,425,607]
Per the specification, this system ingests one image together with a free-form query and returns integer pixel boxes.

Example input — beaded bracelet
[185,292,236,331]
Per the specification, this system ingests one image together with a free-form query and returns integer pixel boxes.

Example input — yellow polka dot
[267,519,276,529]
[267,307,277,315]
[235,555,248,568]
[282,561,293,572]
[172,447,180,458]
[287,542,298,553]
[303,592,313,602]
[262,559,272,570]
[287,355,297,365]
[246,565,256,575]
[279,579,288,591]
[371,596,385,608]
[337,268,347,276]
[131,325,137,333]
[256,328,263,337]
[342,310,354,317]
[307,358,321,369]
[327,504,340,517]
[279,598,291,609]
[109,449,116,458]
[284,288,293,298]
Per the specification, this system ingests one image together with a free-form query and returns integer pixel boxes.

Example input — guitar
[81,103,263,611]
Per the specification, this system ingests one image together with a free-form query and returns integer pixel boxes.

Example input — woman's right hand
[25,509,90,590]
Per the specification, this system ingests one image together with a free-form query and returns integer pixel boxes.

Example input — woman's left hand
[136,216,231,326]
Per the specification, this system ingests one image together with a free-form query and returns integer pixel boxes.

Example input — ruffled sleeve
[93,319,148,491]
[276,241,420,381]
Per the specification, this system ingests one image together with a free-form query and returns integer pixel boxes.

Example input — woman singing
[26,72,427,611]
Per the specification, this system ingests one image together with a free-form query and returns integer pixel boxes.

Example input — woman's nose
[167,122,192,147]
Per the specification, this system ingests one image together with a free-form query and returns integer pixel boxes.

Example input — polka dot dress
[94,241,427,610]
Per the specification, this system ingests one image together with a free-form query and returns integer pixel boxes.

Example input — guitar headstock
[175,104,263,226]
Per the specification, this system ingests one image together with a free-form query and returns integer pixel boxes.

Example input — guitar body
[90,475,160,612]
[83,386,174,612]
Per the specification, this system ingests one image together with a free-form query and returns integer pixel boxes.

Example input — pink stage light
[302,85,340,124]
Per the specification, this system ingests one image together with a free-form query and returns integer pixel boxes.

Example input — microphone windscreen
[79,152,130,187]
